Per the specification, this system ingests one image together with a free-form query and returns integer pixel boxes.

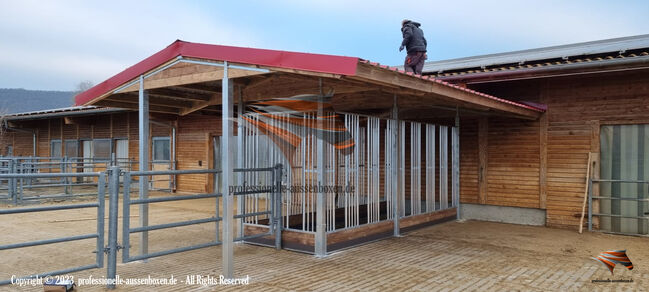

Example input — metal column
[315,88,327,257]
[221,62,235,278]
[138,75,150,258]
[392,96,400,236]
[106,166,120,289]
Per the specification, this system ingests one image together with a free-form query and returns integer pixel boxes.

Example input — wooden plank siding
[466,70,649,229]
[459,119,479,204]
[486,117,540,208]
[176,115,221,193]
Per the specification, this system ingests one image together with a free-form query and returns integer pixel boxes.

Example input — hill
[0,88,76,114]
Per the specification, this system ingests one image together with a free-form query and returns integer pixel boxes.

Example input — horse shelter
[0,40,544,286]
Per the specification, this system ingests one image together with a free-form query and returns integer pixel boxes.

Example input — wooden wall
[176,115,220,193]
[465,69,649,229]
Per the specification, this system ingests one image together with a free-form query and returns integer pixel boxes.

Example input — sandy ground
[0,194,648,291]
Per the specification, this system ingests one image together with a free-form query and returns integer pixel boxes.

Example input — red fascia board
[75,40,360,105]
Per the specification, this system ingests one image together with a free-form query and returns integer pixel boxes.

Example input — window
[65,140,79,158]
[51,140,62,157]
[93,139,112,159]
[153,137,171,161]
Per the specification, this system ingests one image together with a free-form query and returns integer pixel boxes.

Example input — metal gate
[0,165,283,289]
[0,171,106,285]
[588,178,649,236]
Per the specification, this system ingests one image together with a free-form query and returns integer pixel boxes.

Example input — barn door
[600,124,649,235]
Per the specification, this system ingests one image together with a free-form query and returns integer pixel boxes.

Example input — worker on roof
[399,19,427,75]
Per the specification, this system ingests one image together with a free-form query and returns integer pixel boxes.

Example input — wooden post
[478,117,488,204]
[539,84,548,210]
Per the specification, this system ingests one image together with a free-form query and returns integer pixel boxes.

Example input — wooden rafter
[179,93,220,116]
[350,62,542,120]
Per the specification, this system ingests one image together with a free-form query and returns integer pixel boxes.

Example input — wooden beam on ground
[352,62,543,120]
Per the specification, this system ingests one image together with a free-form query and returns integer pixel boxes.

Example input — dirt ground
[1,195,647,291]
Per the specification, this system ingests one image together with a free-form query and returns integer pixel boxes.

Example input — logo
[592,250,633,275]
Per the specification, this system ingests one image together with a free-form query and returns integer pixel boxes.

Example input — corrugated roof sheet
[422,34,649,76]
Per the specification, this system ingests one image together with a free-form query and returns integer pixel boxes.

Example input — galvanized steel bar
[392,97,400,235]
[237,86,245,238]
[274,164,283,249]
[452,122,460,218]
[426,124,436,213]
[315,85,327,256]
[221,61,235,278]
[138,74,150,259]
[96,171,106,268]
[440,126,448,209]
[588,179,593,231]
[0,233,98,250]
[106,166,120,289]
[122,172,131,263]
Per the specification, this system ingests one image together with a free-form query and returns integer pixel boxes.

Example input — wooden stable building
[423,34,649,235]
[2,34,647,260]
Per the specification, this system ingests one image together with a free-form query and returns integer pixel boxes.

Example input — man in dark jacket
[399,19,427,75]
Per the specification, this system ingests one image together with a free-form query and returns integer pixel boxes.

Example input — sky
[0,0,648,91]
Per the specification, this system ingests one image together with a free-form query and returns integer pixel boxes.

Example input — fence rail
[0,156,183,204]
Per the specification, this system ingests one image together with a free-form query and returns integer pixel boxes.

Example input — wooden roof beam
[98,99,180,115]
[351,62,542,120]
[179,94,220,116]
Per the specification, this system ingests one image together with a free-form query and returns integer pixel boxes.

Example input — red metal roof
[74,40,360,105]
[74,40,544,113]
